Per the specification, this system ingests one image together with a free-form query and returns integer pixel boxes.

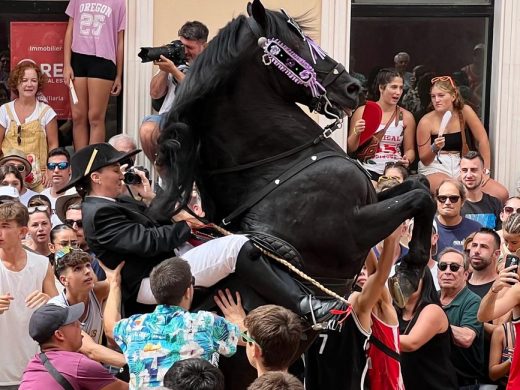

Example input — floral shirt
[113,305,239,389]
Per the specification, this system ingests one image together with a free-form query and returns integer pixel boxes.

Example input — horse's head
[247,0,360,119]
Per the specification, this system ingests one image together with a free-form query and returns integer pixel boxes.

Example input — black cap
[57,143,140,194]
[29,302,84,344]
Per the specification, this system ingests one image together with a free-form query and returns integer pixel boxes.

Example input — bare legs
[139,120,160,164]
[71,77,113,150]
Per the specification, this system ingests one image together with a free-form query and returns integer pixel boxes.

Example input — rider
[57,143,342,323]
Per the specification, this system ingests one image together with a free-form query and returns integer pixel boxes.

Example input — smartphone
[505,255,520,285]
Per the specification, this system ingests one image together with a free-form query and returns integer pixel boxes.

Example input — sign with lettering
[10,22,70,119]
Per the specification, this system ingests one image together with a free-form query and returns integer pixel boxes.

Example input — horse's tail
[147,120,197,224]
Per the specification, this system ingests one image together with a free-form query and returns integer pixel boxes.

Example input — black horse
[151,0,435,386]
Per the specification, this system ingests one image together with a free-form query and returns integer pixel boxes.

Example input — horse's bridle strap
[320,63,346,89]
[221,151,349,225]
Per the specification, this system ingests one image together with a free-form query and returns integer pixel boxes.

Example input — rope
[208,223,350,305]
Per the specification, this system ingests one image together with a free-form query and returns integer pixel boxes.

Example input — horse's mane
[149,8,314,222]
[172,10,313,120]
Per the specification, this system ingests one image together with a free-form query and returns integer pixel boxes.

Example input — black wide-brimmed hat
[57,143,140,194]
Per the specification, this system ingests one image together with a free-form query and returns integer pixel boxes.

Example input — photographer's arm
[150,55,184,99]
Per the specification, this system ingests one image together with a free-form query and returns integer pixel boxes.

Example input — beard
[471,257,491,271]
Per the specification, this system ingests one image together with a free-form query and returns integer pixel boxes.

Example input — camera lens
[123,171,142,185]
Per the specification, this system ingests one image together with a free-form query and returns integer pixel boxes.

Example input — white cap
[0,186,20,199]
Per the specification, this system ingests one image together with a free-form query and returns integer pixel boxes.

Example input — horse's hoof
[390,264,425,307]
[388,276,406,308]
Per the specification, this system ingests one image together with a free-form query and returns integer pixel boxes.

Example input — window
[350,2,493,127]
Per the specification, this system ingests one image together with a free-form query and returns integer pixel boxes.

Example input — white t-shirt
[158,64,189,115]
[0,250,49,385]
[19,188,39,207]
[40,187,77,226]
[0,100,56,133]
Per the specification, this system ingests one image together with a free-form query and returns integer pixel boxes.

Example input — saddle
[246,231,303,270]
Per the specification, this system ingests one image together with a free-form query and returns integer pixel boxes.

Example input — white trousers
[137,234,249,304]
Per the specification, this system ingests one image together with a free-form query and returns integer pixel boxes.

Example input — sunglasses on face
[431,75,456,89]
[438,262,463,272]
[27,205,49,214]
[504,206,520,215]
[191,276,196,286]
[437,195,461,204]
[47,162,70,170]
[6,163,25,173]
[65,219,83,229]
[240,330,256,345]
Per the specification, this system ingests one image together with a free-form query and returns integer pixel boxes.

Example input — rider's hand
[214,289,246,327]
[172,209,206,230]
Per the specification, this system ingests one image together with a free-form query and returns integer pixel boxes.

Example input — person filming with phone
[478,213,520,389]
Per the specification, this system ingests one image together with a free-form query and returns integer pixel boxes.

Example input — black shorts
[71,52,116,81]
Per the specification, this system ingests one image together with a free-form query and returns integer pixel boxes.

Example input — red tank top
[507,320,520,389]
[368,313,405,390]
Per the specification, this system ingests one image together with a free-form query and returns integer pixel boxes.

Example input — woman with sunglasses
[0,61,58,192]
[25,204,52,258]
[417,76,508,201]
[48,224,79,265]
[397,269,458,390]
[347,69,416,182]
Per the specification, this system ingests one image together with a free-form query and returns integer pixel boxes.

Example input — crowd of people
[1,1,520,390]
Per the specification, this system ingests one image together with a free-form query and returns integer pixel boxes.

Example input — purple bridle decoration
[260,38,326,98]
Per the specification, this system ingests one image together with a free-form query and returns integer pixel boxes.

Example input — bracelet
[431,144,440,153]
[353,129,360,136]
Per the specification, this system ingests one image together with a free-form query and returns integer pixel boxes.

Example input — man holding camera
[139,21,209,166]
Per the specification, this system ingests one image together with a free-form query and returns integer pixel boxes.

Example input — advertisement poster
[10,22,70,119]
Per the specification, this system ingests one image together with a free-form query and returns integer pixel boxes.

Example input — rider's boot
[234,240,344,325]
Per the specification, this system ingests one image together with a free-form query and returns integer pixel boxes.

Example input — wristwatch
[484,168,491,175]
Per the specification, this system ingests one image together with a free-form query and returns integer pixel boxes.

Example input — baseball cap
[29,302,84,344]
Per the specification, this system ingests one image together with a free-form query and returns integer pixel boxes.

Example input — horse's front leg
[353,187,436,305]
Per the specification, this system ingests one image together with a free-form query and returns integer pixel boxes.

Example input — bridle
[248,9,347,129]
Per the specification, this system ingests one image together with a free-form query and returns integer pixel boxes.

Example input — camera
[123,166,150,185]
[138,40,186,65]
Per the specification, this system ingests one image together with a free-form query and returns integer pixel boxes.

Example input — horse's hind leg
[354,186,436,303]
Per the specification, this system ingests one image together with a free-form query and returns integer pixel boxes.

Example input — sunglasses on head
[55,246,73,262]
[6,163,25,173]
[65,219,83,229]
[437,195,461,204]
[47,162,70,170]
[437,262,463,272]
[378,175,401,183]
[504,206,520,215]
[27,205,49,214]
[240,330,256,345]
[431,76,456,89]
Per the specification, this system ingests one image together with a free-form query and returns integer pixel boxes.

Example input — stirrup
[306,295,327,331]
[388,276,405,309]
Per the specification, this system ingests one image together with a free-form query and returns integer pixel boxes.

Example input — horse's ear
[251,0,267,31]
[246,2,253,16]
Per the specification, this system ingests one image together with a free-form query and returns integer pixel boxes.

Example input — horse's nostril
[347,84,360,95]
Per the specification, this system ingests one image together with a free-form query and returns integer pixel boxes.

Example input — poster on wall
[10,22,70,119]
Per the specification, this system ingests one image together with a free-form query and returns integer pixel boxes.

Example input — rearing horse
[152,0,435,310]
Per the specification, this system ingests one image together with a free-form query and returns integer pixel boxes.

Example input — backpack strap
[38,103,51,121]
[39,352,75,390]
[369,334,401,362]
[4,103,17,123]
